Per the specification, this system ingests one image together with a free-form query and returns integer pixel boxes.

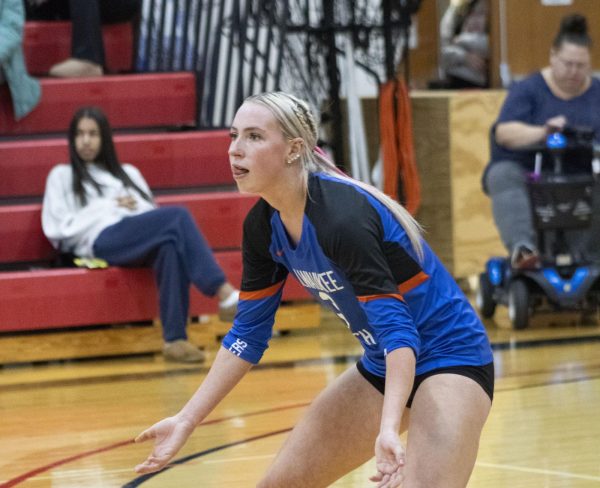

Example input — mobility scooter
[477,127,600,329]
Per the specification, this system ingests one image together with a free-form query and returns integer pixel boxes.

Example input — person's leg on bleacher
[52,0,141,77]
[26,0,141,77]
[92,206,239,363]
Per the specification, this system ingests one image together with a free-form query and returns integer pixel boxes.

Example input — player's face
[75,117,102,163]
[550,42,591,94]
[228,102,294,195]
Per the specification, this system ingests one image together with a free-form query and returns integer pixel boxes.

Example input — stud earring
[287,154,299,165]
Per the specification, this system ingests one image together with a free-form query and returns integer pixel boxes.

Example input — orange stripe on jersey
[240,282,284,300]
[398,271,429,294]
[357,293,405,303]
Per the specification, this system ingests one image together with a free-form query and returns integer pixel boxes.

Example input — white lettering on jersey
[353,328,377,346]
[318,291,350,328]
[316,291,378,347]
[292,269,344,293]
[229,338,248,356]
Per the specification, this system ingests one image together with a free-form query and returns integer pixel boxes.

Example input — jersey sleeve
[221,201,289,364]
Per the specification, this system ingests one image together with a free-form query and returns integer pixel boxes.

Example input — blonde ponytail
[311,148,424,261]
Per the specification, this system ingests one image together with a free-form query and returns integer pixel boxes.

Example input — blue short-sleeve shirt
[490,72,600,172]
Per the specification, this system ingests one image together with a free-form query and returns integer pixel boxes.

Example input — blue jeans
[93,206,226,341]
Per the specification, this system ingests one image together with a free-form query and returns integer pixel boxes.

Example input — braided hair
[244,92,424,260]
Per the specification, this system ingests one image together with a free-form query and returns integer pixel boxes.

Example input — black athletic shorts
[356,360,494,408]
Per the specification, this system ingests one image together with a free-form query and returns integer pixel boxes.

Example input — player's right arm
[135,201,283,474]
[134,347,253,474]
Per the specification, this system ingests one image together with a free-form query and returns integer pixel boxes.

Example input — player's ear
[288,138,304,161]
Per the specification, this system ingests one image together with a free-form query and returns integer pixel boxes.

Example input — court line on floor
[23,455,277,482]
[494,372,600,393]
[201,453,276,464]
[3,359,599,486]
[476,461,600,482]
[0,402,308,488]
[0,439,134,488]
[492,333,600,351]
[5,333,600,392]
[122,428,293,487]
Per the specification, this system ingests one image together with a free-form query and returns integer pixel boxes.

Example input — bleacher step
[0,130,232,198]
[0,73,197,136]
[0,253,310,332]
[0,192,257,263]
[0,303,321,364]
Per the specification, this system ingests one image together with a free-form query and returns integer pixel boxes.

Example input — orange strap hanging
[379,77,421,215]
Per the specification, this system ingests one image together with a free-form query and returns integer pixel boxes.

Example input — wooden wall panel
[449,91,507,276]
[360,90,508,278]
[411,90,507,278]
[411,93,454,269]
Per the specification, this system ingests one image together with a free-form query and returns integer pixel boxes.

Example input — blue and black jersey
[222,172,493,377]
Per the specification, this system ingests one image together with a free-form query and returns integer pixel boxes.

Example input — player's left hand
[370,430,406,487]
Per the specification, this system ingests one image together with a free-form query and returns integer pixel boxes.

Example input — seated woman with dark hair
[42,106,239,363]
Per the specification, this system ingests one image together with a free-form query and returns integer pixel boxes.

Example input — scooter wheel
[476,272,496,318]
[508,279,530,330]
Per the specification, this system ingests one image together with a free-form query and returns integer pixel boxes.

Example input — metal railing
[137,0,288,128]
[135,0,418,162]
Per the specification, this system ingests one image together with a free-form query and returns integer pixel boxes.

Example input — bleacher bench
[0,131,232,198]
[0,73,197,136]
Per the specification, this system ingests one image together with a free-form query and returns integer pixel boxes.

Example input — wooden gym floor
[1,304,600,487]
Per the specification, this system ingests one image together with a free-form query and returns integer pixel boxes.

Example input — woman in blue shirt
[484,13,600,268]
[135,92,494,487]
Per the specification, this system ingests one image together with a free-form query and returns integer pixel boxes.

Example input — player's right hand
[134,414,196,474]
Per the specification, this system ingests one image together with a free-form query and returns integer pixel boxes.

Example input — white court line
[29,467,135,481]
[476,461,600,482]
[29,454,275,481]
[22,454,278,481]
[25,457,600,483]
[203,453,276,464]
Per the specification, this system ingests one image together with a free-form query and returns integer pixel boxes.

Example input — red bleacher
[0,186,315,332]
[0,253,309,333]
[0,73,197,136]
[0,255,240,332]
[24,21,133,75]
[0,131,233,198]
[0,20,315,346]
[0,192,257,264]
